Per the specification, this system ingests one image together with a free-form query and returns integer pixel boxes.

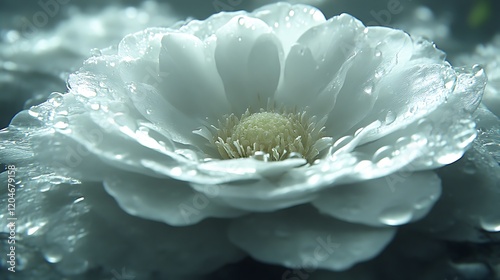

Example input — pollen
[213,108,327,162]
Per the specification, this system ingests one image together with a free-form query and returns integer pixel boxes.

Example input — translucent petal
[0,177,244,277]
[159,32,231,121]
[103,173,246,226]
[214,16,282,114]
[312,171,441,227]
[253,2,326,55]
[124,81,203,146]
[275,14,368,116]
[324,46,381,137]
[354,63,456,143]
[412,106,500,242]
[356,64,486,171]
[228,206,395,271]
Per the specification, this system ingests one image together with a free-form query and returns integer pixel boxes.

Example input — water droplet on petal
[27,225,43,236]
[238,17,245,25]
[384,111,396,125]
[379,205,413,226]
[43,245,64,263]
[375,69,385,79]
[47,92,64,107]
[354,127,365,137]
[480,217,500,232]
[435,149,463,165]
[354,160,372,173]
[90,48,102,57]
[175,149,198,161]
[171,167,183,177]
[28,109,40,118]
[307,174,321,185]
[53,116,69,130]
[417,119,433,134]
[251,151,269,162]
[89,102,100,110]
[40,184,51,192]
[287,152,303,159]
[80,88,97,98]
[414,195,436,210]
[113,113,137,131]
[333,135,353,149]
[372,145,393,163]
[363,84,374,95]
[472,64,484,77]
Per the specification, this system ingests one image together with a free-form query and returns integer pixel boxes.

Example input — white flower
[0,2,487,275]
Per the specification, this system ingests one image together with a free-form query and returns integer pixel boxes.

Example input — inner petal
[214,16,282,115]
[274,14,367,117]
[253,2,326,55]
[159,32,231,122]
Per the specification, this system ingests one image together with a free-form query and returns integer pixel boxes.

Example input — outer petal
[412,106,500,242]
[103,173,247,226]
[360,63,455,139]
[312,171,441,227]
[214,16,282,114]
[328,64,486,182]
[228,206,395,271]
[0,179,244,277]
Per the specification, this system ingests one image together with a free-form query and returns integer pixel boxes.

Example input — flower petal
[228,206,395,271]
[412,106,500,242]
[0,176,243,277]
[355,63,455,143]
[324,27,413,137]
[253,2,326,55]
[323,46,381,137]
[312,171,441,227]
[275,14,368,116]
[124,81,205,146]
[159,32,231,121]
[103,173,246,226]
[214,15,282,114]
[326,64,486,182]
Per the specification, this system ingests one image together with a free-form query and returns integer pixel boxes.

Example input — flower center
[212,109,328,162]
